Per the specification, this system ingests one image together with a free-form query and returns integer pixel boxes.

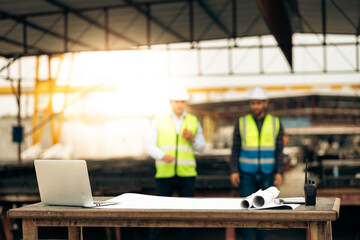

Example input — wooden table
[8,197,340,240]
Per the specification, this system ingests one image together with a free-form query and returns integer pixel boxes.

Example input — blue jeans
[239,171,274,240]
[149,176,195,240]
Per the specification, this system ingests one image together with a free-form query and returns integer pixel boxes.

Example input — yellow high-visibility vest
[238,114,280,174]
[156,113,198,178]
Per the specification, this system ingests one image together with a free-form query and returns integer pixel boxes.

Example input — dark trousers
[239,171,274,240]
[149,176,195,240]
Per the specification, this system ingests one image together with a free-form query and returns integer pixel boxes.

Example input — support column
[68,226,81,240]
[22,219,38,240]
[310,221,328,240]
[32,55,65,146]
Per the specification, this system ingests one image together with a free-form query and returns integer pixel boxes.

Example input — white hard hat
[249,87,267,100]
[169,86,190,101]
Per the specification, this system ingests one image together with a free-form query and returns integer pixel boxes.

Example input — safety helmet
[169,86,190,101]
[249,87,267,100]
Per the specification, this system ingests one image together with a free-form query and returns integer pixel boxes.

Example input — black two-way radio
[304,157,316,206]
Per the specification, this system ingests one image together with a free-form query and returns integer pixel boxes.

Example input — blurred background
[0,0,359,239]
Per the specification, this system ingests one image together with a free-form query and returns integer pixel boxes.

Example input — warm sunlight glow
[57,51,177,117]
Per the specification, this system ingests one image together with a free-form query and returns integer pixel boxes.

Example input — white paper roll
[240,189,262,209]
[253,187,280,208]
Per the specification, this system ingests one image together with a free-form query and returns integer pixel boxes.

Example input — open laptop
[34,159,116,207]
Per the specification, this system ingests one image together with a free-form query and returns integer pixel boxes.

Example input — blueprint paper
[96,190,298,210]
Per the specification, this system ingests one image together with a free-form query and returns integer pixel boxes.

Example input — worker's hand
[230,173,240,187]
[182,129,194,142]
[273,173,283,188]
[162,154,176,163]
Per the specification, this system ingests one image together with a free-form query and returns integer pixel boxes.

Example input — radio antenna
[305,157,308,184]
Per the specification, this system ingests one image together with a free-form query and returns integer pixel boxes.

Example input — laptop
[34,159,116,207]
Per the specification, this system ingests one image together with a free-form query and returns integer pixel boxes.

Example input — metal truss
[161,35,360,76]
[0,0,358,69]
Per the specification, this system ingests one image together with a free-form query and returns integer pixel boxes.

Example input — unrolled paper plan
[97,187,299,210]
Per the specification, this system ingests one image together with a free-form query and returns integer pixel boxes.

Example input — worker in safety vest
[230,87,284,240]
[146,86,205,240]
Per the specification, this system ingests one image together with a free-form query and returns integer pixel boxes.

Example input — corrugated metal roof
[0,0,358,58]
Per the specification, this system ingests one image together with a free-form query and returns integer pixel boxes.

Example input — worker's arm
[230,122,241,187]
[192,121,206,152]
[145,117,166,160]
[274,121,285,187]
[182,120,205,152]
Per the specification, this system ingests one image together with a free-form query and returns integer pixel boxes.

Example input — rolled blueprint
[253,186,280,208]
[240,189,262,209]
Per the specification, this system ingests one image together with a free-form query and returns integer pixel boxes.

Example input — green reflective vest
[238,114,280,174]
[156,113,198,178]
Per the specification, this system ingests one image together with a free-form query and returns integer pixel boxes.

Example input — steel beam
[0,9,98,51]
[322,0,327,73]
[197,0,231,40]
[0,85,115,95]
[197,0,231,37]
[0,0,189,19]
[254,0,293,69]
[146,4,151,48]
[228,39,233,75]
[240,13,261,36]
[104,8,109,51]
[358,13,360,71]
[0,57,18,75]
[356,35,359,72]
[232,0,237,39]
[122,0,187,42]
[283,0,302,33]
[153,3,187,43]
[329,0,357,31]
[0,36,47,55]
[64,11,68,52]
[189,0,194,44]
[45,0,141,46]
[259,36,264,74]
[23,18,27,54]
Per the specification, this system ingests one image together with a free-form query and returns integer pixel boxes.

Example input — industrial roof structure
[0,0,359,69]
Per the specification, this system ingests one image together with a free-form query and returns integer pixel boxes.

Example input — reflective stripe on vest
[238,114,279,174]
[156,113,198,178]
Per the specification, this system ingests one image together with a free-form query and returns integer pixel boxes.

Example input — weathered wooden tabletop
[8,197,340,240]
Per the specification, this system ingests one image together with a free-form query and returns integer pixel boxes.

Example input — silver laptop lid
[34,160,94,207]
